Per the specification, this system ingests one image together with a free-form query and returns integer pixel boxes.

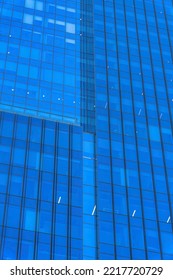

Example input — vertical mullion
[113,0,133,259]
[33,119,45,259]
[67,125,72,259]
[102,0,116,260]
[16,116,31,259]
[50,122,59,259]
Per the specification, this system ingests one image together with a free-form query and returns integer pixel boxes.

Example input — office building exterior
[0,0,173,260]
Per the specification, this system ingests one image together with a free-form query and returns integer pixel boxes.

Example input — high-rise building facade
[0,0,173,260]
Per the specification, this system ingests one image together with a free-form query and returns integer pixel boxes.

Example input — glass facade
[93,0,173,260]
[0,0,173,260]
[0,0,81,124]
[0,112,83,259]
